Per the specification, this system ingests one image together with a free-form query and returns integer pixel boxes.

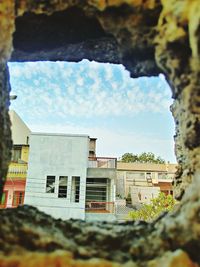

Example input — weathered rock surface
[11,3,161,78]
[0,64,12,200]
[0,205,199,266]
[0,0,200,266]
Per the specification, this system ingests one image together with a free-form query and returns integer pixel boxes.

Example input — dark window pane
[46,176,55,193]
[11,148,21,162]
[71,176,80,203]
[58,176,68,198]
[12,191,24,207]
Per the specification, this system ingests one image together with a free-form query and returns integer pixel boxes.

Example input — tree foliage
[121,152,165,164]
[128,192,175,222]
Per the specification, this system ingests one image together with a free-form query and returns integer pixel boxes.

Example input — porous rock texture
[0,0,200,266]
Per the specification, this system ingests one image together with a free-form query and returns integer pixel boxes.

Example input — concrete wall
[89,138,96,157]
[87,168,116,180]
[21,146,29,162]
[131,186,160,205]
[116,171,126,198]
[25,133,89,220]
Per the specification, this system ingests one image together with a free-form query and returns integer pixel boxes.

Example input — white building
[24,133,116,221]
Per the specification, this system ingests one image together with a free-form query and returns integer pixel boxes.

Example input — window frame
[46,175,56,193]
[58,176,68,198]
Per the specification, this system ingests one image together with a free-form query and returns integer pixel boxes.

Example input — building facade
[116,162,177,205]
[0,110,31,209]
[24,133,116,221]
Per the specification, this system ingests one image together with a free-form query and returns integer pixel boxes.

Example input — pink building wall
[1,179,25,208]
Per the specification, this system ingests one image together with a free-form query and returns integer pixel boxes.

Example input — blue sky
[8,60,176,162]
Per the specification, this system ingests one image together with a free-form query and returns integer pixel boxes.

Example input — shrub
[128,192,175,222]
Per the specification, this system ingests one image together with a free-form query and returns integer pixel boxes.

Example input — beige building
[9,110,31,145]
[116,162,177,205]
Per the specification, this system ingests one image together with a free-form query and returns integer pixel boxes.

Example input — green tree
[121,152,165,164]
[128,192,175,222]
[121,153,138,163]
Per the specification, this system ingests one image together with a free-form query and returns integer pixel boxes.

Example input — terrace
[88,157,117,169]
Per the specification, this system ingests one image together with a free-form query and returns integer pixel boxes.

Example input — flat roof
[31,132,89,138]
[117,162,178,172]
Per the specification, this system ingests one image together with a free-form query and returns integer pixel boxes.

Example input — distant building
[89,137,97,158]
[0,110,31,209]
[24,133,117,221]
[9,110,31,145]
[116,162,177,205]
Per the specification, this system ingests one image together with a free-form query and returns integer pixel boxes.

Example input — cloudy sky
[8,60,176,162]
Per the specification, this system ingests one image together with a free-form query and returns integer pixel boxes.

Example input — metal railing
[88,157,117,169]
[85,201,115,213]
[115,203,136,221]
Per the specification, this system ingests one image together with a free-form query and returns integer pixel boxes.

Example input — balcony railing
[8,163,28,174]
[88,157,116,169]
[85,201,115,213]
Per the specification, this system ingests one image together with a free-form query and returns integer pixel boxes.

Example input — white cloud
[9,61,172,118]
[8,61,175,158]
[8,60,176,162]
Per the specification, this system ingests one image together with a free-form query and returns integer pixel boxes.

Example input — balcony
[88,157,116,169]
[7,163,28,178]
[85,201,115,213]
[158,173,174,182]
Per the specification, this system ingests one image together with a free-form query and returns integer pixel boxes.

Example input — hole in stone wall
[1,2,199,265]
[6,60,176,221]
[2,0,177,223]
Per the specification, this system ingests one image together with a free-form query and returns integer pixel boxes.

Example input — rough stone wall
[0,1,14,199]
[0,0,200,266]
[155,0,200,200]
[0,205,199,266]
[0,64,12,199]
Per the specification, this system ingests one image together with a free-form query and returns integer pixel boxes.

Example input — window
[71,176,80,202]
[86,178,107,202]
[46,176,55,193]
[86,178,107,184]
[11,147,22,162]
[12,191,24,207]
[158,172,168,179]
[146,172,152,181]
[58,176,68,198]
